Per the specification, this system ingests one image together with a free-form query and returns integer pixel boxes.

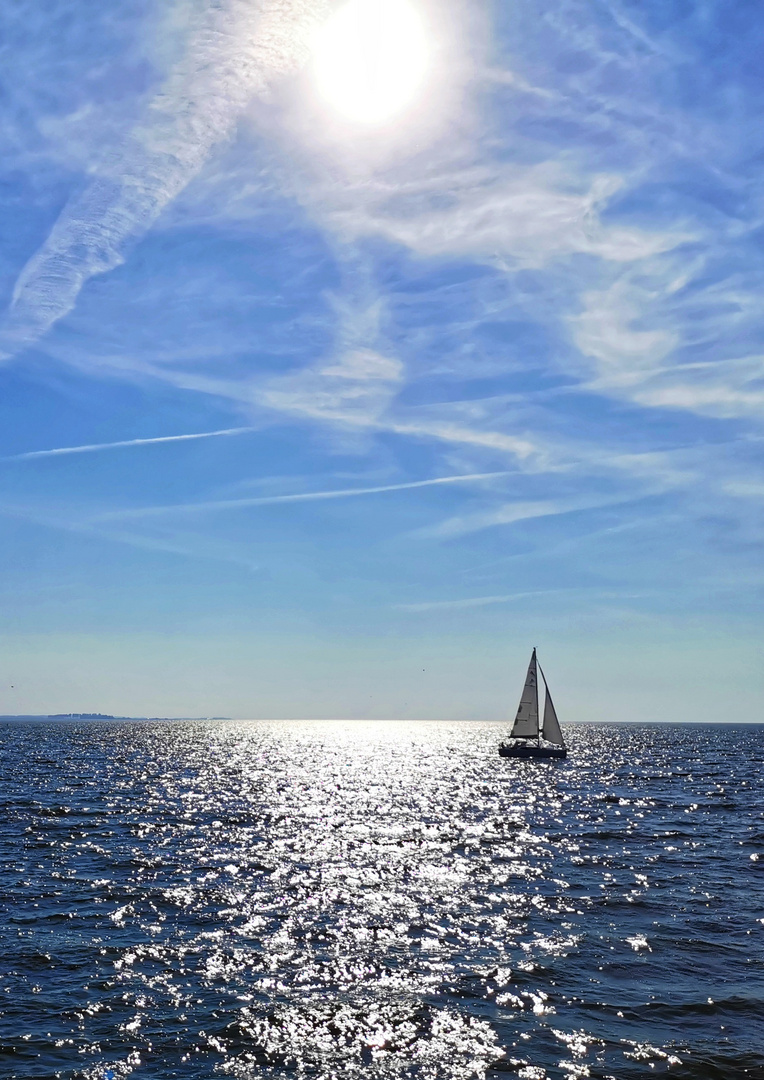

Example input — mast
[536,645,540,748]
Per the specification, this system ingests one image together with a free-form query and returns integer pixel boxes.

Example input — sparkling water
[1,719,762,1079]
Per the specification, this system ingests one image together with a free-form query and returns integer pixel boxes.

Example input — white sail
[541,688,565,747]
[509,649,539,739]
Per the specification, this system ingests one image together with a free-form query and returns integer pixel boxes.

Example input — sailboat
[498,648,567,759]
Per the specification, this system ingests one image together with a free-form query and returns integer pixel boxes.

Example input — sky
[0,0,763,721]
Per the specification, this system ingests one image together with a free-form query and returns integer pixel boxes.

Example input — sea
[0,719,762,1080]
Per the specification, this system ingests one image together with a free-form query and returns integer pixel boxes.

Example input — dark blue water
[1,720,762,1080]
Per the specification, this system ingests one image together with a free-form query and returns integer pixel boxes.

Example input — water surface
[1,720,762,1079]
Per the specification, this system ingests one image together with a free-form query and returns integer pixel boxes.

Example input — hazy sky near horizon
[1,0,763,721]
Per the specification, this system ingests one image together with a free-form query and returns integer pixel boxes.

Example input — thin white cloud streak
[396,589,653,613]
[97,471,511,520]
[417,500,570,539]
[261,394,540,459]
[723,480,764,499]
[414,495,631,540]
[0,503,261,571]
[0,0,328,361]
[396,589,566,612]
[1,427,254,463]
[414,465,701,539]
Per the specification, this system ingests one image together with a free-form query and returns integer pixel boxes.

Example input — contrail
[97,471,511,519]
[1,427,254,462]
[0,0,329,361]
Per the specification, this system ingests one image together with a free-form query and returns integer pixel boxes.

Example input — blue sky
[1,0,763,720]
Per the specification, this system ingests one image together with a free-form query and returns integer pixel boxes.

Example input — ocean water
[1,720,762,1080]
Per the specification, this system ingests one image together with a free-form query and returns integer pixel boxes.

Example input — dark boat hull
[499,742,567,760]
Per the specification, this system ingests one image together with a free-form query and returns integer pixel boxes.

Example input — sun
[312,0,430,125]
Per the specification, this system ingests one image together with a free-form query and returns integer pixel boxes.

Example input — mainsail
[509,649,539,739]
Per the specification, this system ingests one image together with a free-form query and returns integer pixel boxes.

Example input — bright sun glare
[312,0,430,125]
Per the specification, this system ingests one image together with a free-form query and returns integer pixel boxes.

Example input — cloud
[314,161,689,269]
[722,479,764,499]
[1,426,254,463]
[260,349,540,459]
[572,256,764,420]
[413,495,622,540]
[634,368,764,418]
[0,500,262,571]
[261,374,542,460]
[262,347,404,424]
[387,416,538,460]
[0,0,329,361]
[256,260,544,459]
[572,277,678,385]
[96,470,512,520]
[395,589,565,611]
[396,586,657,613]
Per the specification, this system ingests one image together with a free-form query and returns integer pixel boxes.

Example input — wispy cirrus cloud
[573,257,764,420]
[395,587,654,612]
[0,500,262,572]
[322,163,688,268]
[395,589,566,612]
[259,348,541,460]
[96,470,512,520]
[0,0,328,362]
[413,499,596,540]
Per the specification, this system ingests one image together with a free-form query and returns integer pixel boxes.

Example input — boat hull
[498,742,567,760]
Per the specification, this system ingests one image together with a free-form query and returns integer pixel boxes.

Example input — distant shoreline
[0,714,230,722]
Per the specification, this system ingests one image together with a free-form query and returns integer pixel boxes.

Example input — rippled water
[1,720,762,1080]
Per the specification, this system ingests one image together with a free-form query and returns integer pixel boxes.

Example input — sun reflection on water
[1,719,762,1078]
